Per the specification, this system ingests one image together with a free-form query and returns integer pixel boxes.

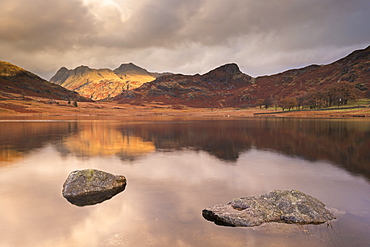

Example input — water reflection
[0,146,23,165]
[117,119,370,180]
[1,118,369,180]
[60,122,155,159]
[0,118,370,247]
[0,121,78,165]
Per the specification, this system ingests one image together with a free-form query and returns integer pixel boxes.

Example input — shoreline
[1,97,370,119]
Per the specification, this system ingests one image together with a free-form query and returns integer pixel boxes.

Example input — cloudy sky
[1,0,369,80]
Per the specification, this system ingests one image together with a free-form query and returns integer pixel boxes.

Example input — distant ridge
[114,45,370,107]
[50,63,156,100]
[114,62,152,77]
[251,45,370,100]
[114,63,254,107]
[0,61,86,101]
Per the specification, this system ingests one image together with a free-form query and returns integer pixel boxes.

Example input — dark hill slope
[252,45,370,100]
[114,45,370,107]
[0,61,86,101]
[115,63,254,107]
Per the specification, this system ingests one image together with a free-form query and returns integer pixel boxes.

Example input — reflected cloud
[2,119,370,246]
[1,144,369,247]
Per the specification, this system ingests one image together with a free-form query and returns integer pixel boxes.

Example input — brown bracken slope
[253,45,370,100]
[115,63,255,107]
[114,45,370,107]
[0,61,87,101]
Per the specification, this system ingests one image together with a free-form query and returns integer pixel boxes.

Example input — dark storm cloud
[0,0,95,51]
[1,0,369,79]
[128,0,370,49]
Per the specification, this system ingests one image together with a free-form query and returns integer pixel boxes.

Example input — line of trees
[256,81,362,111]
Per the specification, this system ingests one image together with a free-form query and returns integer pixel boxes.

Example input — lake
[0,117,369,247]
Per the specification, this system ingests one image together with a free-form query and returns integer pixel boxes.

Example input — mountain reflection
[0,121,79,166]
[0,146,23,165]
[0,118,369,180]
[117,119,370,179]
[117,120,252,161]
[61,122,155,158]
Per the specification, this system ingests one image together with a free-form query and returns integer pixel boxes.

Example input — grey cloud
[1,0,369,79]
[0,0,94,51]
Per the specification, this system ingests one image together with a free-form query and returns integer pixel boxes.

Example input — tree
[73,101,78,107]
[301,82,360,109]
[255,99,264,109]
[296,95,306,109]
[263,98,274,109]
[278,97,297,111]
[323,81,360,106]
[303,88,326,109]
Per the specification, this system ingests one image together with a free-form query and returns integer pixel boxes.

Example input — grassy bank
[0,95,369,119]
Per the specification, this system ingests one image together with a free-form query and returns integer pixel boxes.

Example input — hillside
[115,63,254,107]
[50,63,156,100]
[115,45,370,107]
[0,61,86,101]
[252,45,370,100]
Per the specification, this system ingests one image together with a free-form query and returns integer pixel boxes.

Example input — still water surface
[0,117,370,247]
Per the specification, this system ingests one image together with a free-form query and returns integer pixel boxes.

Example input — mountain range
[50,63,157,100]
[115,45,370,107]
[1,45,369,108]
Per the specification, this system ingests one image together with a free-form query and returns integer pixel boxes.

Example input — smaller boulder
[202,190,336,227]
[62,169,127,206]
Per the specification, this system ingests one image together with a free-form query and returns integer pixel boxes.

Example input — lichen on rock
[202,190,336,227]
[62,169,127,206]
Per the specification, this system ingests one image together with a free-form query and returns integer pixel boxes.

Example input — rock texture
[62,169,126,206]
[202,190,336,227]
[50,63,155,100]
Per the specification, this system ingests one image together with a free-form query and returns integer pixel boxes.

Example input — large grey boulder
[62,169,127,206]
[202,190,336,227]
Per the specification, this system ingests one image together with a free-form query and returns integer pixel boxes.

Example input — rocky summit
[115,63,254,107]
[202,190,336,227]
[62,169,127,206]
[50,63,156,100]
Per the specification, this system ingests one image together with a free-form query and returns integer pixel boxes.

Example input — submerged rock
[202,190,336,227]
[62,169,126,206]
